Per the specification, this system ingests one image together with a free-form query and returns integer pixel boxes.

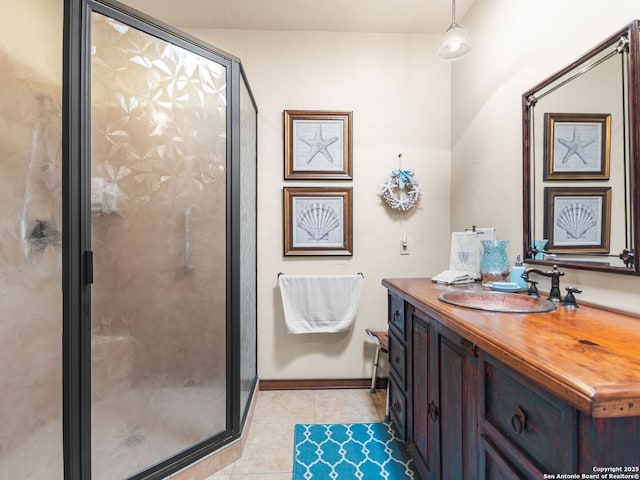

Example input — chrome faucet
[521,265,565,302]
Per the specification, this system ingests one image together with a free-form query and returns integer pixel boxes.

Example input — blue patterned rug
[293,422,418,479]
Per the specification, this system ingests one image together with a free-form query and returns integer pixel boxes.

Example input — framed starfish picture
[284,110,353,179]
[543,113,611,180]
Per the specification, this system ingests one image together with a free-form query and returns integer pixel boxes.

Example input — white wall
[452,0,640,313]
[187,29,453,380]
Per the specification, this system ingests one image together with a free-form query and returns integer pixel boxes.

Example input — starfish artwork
[557,127,596,165]
[298,124,339,164]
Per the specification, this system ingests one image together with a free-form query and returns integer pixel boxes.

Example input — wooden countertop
[382,277,640,418]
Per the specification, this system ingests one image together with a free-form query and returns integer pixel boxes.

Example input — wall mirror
[522,20,639,275]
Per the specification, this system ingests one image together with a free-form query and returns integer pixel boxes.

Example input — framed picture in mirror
[543,113,611,180]
[284,110,353,179]
[283,186,353,256]
[523,20,639,273]
[544,187,611,253]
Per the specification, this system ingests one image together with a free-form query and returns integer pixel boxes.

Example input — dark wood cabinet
[479,354,575,479]
[384,278,640,480]
[439,324,478,480]
[388,298,478,480]
[388,292,409,441]
[479,353,640,479]
[410,307,478,480]
[411,312,437,479]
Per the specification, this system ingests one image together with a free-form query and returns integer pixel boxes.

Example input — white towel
[449,232,482,278]
[278,275,363,334]
[449,228,496,279]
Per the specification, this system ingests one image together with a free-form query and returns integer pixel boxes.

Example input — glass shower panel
[90,13,227,479]
[0,1,63,478]
[239,76,257,419]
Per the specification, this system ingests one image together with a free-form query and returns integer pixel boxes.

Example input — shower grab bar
[277,272,364,278]
[185,206,193,272]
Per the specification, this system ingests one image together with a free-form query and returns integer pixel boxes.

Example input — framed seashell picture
[544,187,611,253]
[283,187,353,256]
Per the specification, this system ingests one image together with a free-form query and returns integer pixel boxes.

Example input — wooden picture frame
[283,187,353,256]
[543,113,611,180]
[544,187,611,253]
[284,110,353,179]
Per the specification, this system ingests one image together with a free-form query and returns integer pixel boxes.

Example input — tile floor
[206,388,388,480]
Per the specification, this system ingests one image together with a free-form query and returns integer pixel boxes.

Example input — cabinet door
[439,330,478,480]
[412,313,439,480]
[412,310,479,480]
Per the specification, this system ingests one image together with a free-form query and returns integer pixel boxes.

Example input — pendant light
[437,0,471,60]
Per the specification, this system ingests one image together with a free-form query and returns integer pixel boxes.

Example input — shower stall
[0,1,257,479]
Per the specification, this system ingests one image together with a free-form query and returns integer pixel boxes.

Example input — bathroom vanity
[383,277,640,480]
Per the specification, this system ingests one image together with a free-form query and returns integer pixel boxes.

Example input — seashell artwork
[297,203,340,241]
[556,202,598,239]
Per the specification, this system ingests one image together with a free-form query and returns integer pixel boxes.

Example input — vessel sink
[438,291,557,313]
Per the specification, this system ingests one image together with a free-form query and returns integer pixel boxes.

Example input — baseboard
[259,378,388,391]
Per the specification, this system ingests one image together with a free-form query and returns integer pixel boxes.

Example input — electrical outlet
[400,237,410,255]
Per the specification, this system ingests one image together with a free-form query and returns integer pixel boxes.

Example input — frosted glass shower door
[239,75,258,421]
[0,1,64,478]
[90,12,228,479]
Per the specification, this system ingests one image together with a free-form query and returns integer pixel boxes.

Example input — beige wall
[186,1,640,380]
[452,0,640,313]
[187,29,453,380]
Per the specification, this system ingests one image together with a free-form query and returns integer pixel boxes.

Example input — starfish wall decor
[298,124,339,164]
[283,110,353,179]
[557,127,596,165]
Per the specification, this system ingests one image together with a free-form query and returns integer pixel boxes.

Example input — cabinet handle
[511,406,526,435]
[392,399,401,415]
[394,355,401,364]
[393,310,401,323]
[428,400,439,422]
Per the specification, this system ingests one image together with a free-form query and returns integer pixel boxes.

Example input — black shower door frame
[62,1,257,478]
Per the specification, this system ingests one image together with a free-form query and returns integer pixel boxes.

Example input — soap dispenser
[509,255,527,290]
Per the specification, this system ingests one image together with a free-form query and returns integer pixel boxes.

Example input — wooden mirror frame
[522,20,640,275]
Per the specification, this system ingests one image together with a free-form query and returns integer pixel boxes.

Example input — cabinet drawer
[481,357,575,474]
[388,330,406,389]
[388,374,407,441]
[479,435,540,480]
[388,294,405,339]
